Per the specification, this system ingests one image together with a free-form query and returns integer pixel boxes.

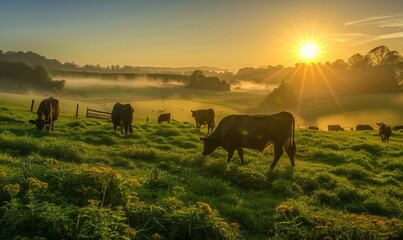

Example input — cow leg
[129,125,133,134]
[120,123,124,134]
[269,143,283,170]
[284,138,295,167]
[237,148,244,164]
[51,121,54,131]
[123,124,128,135]
[113,124,117,132]
[227,150,235,162]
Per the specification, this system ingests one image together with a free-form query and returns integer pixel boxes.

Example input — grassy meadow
[0,85,402,239]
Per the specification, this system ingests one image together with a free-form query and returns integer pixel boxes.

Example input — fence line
[86,108,111,119]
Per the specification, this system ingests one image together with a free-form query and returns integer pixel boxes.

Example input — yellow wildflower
[3,183,20,199]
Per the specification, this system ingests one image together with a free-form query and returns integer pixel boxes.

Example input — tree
[347,53,371,68]
[0,61,65,91]
[367,45,390,65]
[187,70,230,91]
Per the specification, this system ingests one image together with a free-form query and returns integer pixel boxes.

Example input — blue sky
[1,0,403,68]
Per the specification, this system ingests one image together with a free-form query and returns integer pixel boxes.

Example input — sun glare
[300,43,318,60]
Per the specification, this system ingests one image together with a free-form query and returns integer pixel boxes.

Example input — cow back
[112,103,133,124]
[193,109,215,125]
[356,125,374,130]
[37,97,60,121]
[210,112,294,151]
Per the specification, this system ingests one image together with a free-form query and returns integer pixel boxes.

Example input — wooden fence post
[147,117,149,123]
[86,108,89,118]
[75,104,79,117]
[30,99,35,112]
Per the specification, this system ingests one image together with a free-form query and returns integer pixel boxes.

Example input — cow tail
[291,114,296,153]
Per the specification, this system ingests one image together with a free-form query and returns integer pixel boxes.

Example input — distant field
[0,78,401,130]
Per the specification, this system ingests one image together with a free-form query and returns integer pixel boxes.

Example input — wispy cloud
[344,15,395,26]
[372,31,403,40]
[332,14,403,44]
[344,14,403,28]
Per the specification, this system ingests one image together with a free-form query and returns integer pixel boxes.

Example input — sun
[300,43,318,60]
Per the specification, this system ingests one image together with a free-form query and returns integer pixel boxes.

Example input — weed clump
[127,197,243,240]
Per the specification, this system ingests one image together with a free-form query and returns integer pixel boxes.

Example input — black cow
[392,125,403,131]
[328,125,344,131]
[29,97,60,131]
[308,126,319,130]
[112,103,134,135]
[200,111,296,170]
[191,109,215,134]
[158,113,171,123]
[356,124,374,130]
[377,122,392,143]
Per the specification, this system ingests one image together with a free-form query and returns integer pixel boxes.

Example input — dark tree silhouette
[187,70,230,91]
[0,61,65,92]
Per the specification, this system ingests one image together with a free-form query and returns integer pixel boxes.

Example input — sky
[1,0,403,69]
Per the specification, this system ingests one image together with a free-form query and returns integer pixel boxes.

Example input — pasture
[0,90,402,239]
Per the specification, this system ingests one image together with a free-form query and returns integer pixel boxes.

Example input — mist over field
[61,76,185,89]
[1,74,401,131]
[231,81,278,93]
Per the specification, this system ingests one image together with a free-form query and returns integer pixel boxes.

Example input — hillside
[0,61,65,92]
[0,100,402,239]
[0,50,226,74]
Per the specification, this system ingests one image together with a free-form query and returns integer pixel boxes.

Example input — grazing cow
[328,125,344,131]
[158,113,171,123]
[200,111,296,170]
[356,124,374,131]
[111,103,134,135]
[308,126,319,130]
[377,122,392,143]
[392,125,403,131]
[28,97,60,131]
[191,109,215,134]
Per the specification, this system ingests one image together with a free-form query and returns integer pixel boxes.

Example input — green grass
[0,99,402,240]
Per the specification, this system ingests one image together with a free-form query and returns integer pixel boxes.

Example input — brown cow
[377,122,392,143]
[28,97,60,131]
[356,125,374,130]
[328,125,344,131]
[158,113,171,123]
[191,109,215,134]
[112,103,134,135]
[200,111,296,170]
[392,125,403,131]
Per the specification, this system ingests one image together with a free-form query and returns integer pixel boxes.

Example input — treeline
[291,45,403,93]
[0,61,65,92]
[260,46,403,110]
[204,65,294,85]
[2,46,402,94]
[0,50,224,74]
[186,70,231,91]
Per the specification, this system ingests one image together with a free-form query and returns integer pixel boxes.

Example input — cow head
[199,137,218,156]
[29,119,50,131]
[377,122,385,130]
[191,110,195,117]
